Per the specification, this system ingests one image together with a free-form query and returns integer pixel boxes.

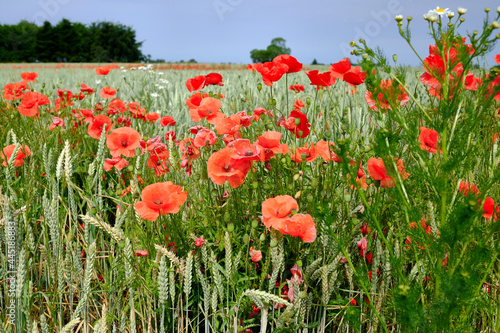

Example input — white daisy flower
[158,72,164,75]
[158,86,166,90]
[431,7,450,17]
[95,80,101,84]
[122,69,127,72]
[151,92,159,98]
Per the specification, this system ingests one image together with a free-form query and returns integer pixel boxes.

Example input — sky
[1,0,500,66]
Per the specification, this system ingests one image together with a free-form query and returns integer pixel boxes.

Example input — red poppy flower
[186,92,209,109]
[290,143,318,163]
[186,75,206,92]
[207,147,251,188]
[135,250,148,257]
[365,79,409,112]
[147,147,170,177]
[280,213,317,243]
[107,98,127,115]
[88,115,113,139]
[282,110,310,138]
[189,97,225,124]
[193,236,205,248]
[482,197,499,221]
[329,58,352,80]
[106,127,141,158]
[419,127,439,154]
[1,145,31,167]
[49,117,65,130]
[253,107,272,121]
[104,157,129,171]
[96,65,117,76]
[367,157,409,188]
[261,195,299,230]
[3,81,29,100]
[230,139,264,162]
[289,84,305,93]
[315,140,338,163]
[256,131,289,161]
[21,72,38,82]
[145,112,160,123]
[194,128,217,147]
[249,247,263,262]
[134,181,188,221]
[100,87,117,99]
[18,91,50,117]
[160,116,176,127]
[273,54,303,74]
[254,62,287,86]
[306,70,335,87]
[215,114,243,135]
[343,68,365,86]
[80,83,94,95]
[204,73,224,86]
[459,181,480,196]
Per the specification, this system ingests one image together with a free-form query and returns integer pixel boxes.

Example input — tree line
[0,19,144,63]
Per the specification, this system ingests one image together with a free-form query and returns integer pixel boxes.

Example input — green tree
[250,37,291,63]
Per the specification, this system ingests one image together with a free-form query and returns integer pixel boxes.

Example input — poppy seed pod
[227,222,235,232]
[257,83,262,91]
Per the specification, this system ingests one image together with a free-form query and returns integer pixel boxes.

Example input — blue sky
[1,0,500,66]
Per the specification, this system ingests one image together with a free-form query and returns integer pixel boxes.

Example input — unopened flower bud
[395,15,403,22]
[493,21,499,29]
[359,38,365,44]
[485,8,490,13]
[306,97,311,105]
[473,30,479,35]
[447,12,455,18]
[227,222,234,232]
[349,41,356,47]
[257,83,262,91]
[457,8,467,15]
[460,18,465,22]
[407,16,413,21]
[393,54,398,63]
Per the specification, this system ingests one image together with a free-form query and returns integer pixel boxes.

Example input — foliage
[250,37,291,63]
[0,19,144,62]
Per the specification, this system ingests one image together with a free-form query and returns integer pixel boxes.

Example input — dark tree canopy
[250,37,291,63]
[0,19,144,62]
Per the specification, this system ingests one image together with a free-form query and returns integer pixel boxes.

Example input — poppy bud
[294,191,301,199]
[243,234,249,244]
[257,83,262,92]
[311,179,318,188]
[259,233,266,242]
[307,194,314,202]
[287,183,294,190]
[201,168,208,180]
[252,181,259,189]
[252,199,259,207]
[182,180,188,186]
[392,54,398,63]
[270,239,278,247]
[251,220,259,228]
[209,91,213,97]
[227,222,235,232]
[298,130,303,137]
[293,173,301,181]
[265,123,273,130]
[344,194,351,202]
[306,97,311,105]
[325,131,332,137]
[294,118,301,125]
[224,212,231,222]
